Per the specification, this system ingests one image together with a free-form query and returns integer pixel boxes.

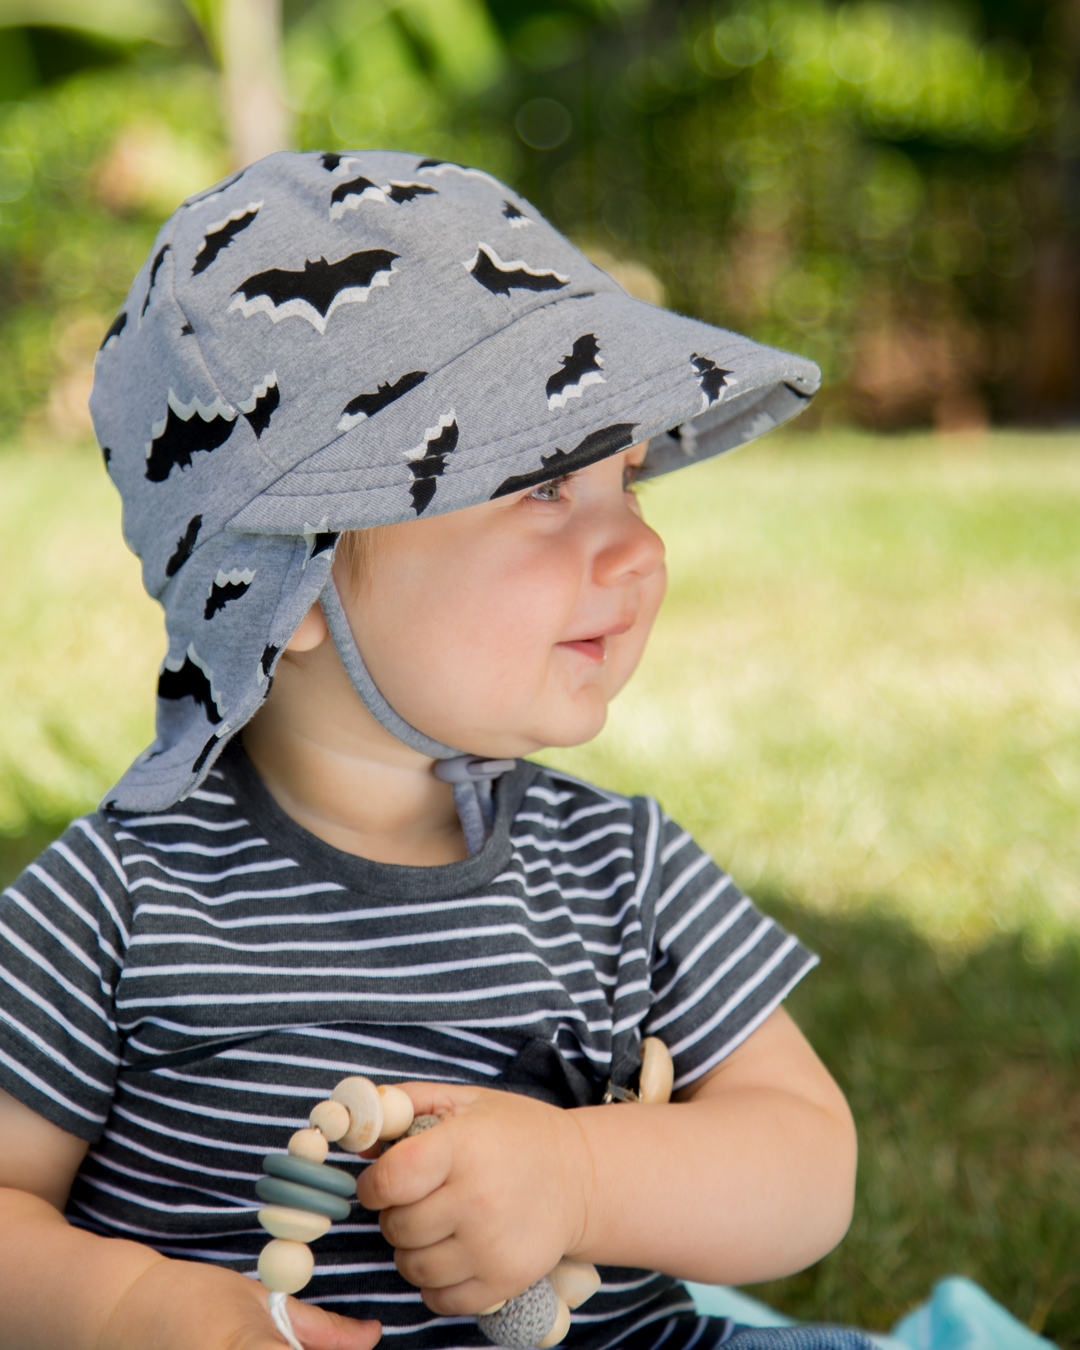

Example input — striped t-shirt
[0,744,816,1350]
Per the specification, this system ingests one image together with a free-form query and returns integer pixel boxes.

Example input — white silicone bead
[309,1099,350,1142]
[331,1076,384,1152]
[288,1128,330,1163]
[258,1205,333,1242]
[258,1238,315,1293]
[548,1259,601,1310]
[537,1298,572,1348]
[639,1037,674,1105]
[377,1085,415,1140]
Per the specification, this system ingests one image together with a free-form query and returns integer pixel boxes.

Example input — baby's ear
[287,602,329,652]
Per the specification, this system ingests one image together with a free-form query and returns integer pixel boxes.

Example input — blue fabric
[891,1277,1053,1350]
[688,1277,1054,1350]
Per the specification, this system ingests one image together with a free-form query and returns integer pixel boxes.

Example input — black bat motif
[405,414,459,514]
[502,199,531,227]
[339,369,427,430]
[690,354,733,409]
[204,567,255,620]
[416,158,501,188]
[329,175,385,217]
[99,310,127,350]
[230,250,399,333]
[386,181,437,204]
[192,205,260,276]
[141,245,171,318]
[165,514,202,577]
[320,152,359,174]
[101,446,111,468]
[304,529,339,565]
[492,423,636,499]
[241,376,279,439]
[546,334,605,409]
[259,643,280,683]
[180,321,194,335]
[145,396,238,483]
[467,244,569,297]
[192,734,219,774]
[329,177,437,219]
[158,648,223,724]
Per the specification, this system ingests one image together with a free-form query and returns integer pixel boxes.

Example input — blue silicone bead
[255,1176,352,1220]
[263,1153,356,1199]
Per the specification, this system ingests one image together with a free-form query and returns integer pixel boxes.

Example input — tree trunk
[220,0,292,168]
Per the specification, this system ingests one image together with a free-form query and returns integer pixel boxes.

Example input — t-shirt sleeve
[0,814,129,1141]
[640,807,818,1091]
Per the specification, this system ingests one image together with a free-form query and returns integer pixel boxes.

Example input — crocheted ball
[477,1276,559,1348]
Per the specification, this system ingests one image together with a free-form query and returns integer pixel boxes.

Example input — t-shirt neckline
[216,739,536,900]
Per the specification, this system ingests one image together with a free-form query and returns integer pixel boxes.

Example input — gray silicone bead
[404,1114,441,1137]
[255,1175,352,1220]
[263,1152,356,1198]
[477,1277,559,1348]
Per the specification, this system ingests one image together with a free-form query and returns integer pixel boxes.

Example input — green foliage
[0,0,1074,435]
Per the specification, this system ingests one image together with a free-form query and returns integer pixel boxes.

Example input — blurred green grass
[2,430,1080,1340]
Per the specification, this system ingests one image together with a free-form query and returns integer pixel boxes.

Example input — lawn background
[2,430,1079,1341]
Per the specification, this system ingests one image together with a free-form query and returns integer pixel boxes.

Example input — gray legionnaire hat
[91,148,820,840]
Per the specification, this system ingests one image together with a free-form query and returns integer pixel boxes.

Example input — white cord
[269,1290,306,1350]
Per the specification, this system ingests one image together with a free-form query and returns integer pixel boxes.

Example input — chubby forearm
[0,1185,166,1350]
[568,1079,856,1284]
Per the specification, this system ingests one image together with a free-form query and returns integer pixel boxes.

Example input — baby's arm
[0,1088,380,1350]
[357,1007,855,1315]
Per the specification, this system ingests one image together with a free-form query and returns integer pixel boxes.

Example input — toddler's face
[335,443,666,757]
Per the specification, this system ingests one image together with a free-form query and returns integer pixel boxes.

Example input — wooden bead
[331,1076,383,1152]
[258,1205,332,1242]
[288,1128,329,1163]
[255,1176,352,1221]
[377,1085,414,1140]
[639,1037,674,1105]
[537,1298,571,1348]
[263,1153,356,1199]
[548,1259,601,1310]
[258,1237,315,1294]
[310,1099,350,1142]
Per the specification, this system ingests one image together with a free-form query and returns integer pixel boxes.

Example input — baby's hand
[99,1255,381,1350]
[354,1084,593,1317]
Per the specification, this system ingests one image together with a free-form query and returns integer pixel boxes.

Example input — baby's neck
[241,656,468,867]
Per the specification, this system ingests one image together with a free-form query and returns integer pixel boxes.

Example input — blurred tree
[0,0,1075,437]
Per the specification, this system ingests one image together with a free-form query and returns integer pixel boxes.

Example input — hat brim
[229,288,819,534]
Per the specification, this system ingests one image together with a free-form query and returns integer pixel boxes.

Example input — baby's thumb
[269,1296,381,1350]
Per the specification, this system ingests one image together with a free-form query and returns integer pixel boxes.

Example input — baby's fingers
[356,1125,452,1211]
[281,1295,381,1350]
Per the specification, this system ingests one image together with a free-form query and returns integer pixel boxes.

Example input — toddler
[0,151,864,1350]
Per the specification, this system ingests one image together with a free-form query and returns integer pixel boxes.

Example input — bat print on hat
[90,148,820,810]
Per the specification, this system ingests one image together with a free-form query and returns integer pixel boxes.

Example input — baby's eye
[528,476,568,503]
[623,462,643,492]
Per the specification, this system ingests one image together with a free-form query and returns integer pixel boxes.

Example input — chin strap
[319,578,513,857]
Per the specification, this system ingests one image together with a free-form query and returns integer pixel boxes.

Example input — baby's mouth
[559,636,608,662]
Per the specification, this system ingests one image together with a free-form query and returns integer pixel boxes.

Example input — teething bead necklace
[255,1044,673,1349]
